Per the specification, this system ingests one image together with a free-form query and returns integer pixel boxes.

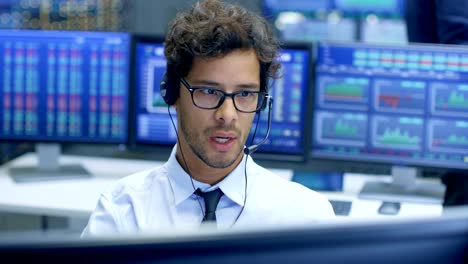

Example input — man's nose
[214,96,238,124]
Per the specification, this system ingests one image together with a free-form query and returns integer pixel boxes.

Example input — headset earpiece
[257,63,271,112]
[160,70,179,106]
[256,94,268,113]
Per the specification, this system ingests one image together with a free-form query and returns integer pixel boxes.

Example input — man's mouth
[213,137,231,143]
[209,131,238,152]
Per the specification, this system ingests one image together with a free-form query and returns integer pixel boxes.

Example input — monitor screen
[361,18,408,44]
[263,0,404,18]
[133,39,312,160]
[133,38,174,145]
[263,0,332,16]
[334,0,405,17]
[312,42,468,170]
[0,29,130,144]
[251,45,312,158]
[262,0,357,43]
[279,18,357,43]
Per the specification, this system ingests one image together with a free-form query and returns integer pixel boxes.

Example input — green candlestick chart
[325,84,363,97]
[437,91,468,108]
[334,120,358,136]
[377,128,420,146]
[448,134,468,145]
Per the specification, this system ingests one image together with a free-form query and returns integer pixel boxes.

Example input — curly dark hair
[164,0,281,93]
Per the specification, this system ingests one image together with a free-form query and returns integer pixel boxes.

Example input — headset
[159,64,180,106]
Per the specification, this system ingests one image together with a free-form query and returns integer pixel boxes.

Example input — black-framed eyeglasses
[180,77,269,113]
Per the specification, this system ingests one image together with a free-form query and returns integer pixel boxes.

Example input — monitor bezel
[2,209,468,263]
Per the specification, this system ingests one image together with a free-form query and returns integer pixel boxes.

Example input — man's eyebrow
[193,80,260,89]
[193,80,221,86]
[237,83,260,89]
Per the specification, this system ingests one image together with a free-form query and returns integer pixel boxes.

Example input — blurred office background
[0,0,407,42]
[0,0,265,233]
[0,0,409,167]
[0,0,260,33]
[1,0,461,236]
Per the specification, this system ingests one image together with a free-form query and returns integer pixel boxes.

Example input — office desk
[0,153,161,219]
[325,173,443,218]
[0,153,442,220]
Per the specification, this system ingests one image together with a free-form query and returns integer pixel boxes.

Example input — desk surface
[0,153,442,219]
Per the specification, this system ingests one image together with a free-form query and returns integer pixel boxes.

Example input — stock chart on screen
[312,42,468,169]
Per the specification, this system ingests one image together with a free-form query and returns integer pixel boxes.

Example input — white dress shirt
[82,146,335,236]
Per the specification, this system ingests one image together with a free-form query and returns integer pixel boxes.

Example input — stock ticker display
[134,41,310,156]
[0,0,130,31]
[263,0,406,44]
[312,42,468,169]
[263,0,404,17]
[0,30,130,143]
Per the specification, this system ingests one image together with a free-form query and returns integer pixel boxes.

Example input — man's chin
[203,152,242,169]
[193,143,244,169]
[204,158,237,169]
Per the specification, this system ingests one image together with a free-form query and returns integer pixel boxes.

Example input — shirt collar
[166,145,248,207]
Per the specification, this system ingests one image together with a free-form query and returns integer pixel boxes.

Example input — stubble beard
[179,115,244,169]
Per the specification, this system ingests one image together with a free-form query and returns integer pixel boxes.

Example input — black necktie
[195,188,224,222]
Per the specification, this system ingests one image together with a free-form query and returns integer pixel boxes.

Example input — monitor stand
[9,143,92,183]
[358,166,446,204]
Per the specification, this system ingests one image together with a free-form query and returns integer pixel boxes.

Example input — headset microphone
[244,97,273,155]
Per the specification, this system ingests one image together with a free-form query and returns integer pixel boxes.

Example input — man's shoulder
[104,165,168,200]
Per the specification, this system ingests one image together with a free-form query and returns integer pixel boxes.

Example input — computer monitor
[0,29,130,182]
[2,209,468,263]
[279,18,357,43]
[332,0,406,43]
[262,0,357,42]
[361,18,408,44]
[131,36,171,146]
[311,41,468,204]
[264,0,405,17]
[334,0,405,17]
[132,37,312,161]
[263,0,332,16]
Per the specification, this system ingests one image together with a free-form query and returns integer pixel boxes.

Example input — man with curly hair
[82,0,334,235]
